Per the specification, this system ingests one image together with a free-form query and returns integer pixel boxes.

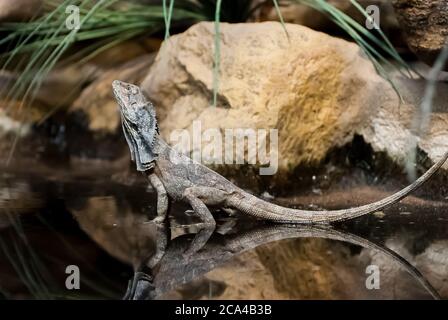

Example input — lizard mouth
[112,79,124,90]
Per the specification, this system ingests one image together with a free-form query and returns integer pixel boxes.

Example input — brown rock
[142,22,448,176]
[70,54,155,134]
[0,64,96,126]
[251,0,351,29]
[0,99,49,126]
[33,64,97,111]
[359,73,448,171]
[251,0,404,47]
[88,39,161,70]
[142,22,387,172]
[0,0,42,22]
[392,0,448,69]
[0,97,47,146]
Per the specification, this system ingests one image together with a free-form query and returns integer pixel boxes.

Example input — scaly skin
[112,80,448,225]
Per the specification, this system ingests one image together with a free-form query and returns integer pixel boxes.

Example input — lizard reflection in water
[133,222,440,300]
[71,207,440,300]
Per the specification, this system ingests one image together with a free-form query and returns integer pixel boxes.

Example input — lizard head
[112,80,159,172]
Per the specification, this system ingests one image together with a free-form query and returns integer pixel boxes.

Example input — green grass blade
[212,0,222,108]
[163,0,176,39]
[272,0,289,40]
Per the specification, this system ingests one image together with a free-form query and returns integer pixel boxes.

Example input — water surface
[1,158,447,300]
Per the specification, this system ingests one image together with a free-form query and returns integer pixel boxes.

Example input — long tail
[229,151,448,223]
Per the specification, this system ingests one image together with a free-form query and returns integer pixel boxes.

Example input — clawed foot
[123,270,154,300]
[182,222,215,257]
[193,222,216,229]
[150,216,166,224]
[215,219,237,235]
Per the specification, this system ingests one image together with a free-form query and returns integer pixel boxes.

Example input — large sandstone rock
[142,22,381,172]
[141,22,448,175]
[392,0,448,69]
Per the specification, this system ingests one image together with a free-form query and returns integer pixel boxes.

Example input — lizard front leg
[147,172,168,224]
[123,269,153,300]
[124,223,169,300]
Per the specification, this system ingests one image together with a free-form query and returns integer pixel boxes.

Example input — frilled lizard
[112,80,448,227]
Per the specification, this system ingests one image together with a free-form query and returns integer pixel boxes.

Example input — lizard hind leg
[182,187,221,255]
[183,186,230,226]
